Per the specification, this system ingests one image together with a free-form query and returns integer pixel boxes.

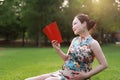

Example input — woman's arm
[86,40,108,78]
[51,40,68,61]
[52,37,75,61]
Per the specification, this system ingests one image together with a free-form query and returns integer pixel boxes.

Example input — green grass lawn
[0,44,120,80]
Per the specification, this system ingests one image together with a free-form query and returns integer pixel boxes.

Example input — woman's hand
[51,40,60,51]
[70,71,89,80]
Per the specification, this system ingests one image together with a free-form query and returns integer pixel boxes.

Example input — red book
[42,22,62,43]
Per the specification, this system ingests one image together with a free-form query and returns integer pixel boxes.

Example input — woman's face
[72,17,84,35]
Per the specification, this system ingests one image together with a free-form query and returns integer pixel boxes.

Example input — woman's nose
[72,25,76,29]
[72,25,75,29]
[72,26,74,30]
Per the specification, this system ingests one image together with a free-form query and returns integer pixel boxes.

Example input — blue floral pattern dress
[63,36,95,72]
[52,36,95,80]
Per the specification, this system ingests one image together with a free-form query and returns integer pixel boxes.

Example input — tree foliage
[0,0,119,46]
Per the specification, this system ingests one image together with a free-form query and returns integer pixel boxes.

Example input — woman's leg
[24,73,52,80]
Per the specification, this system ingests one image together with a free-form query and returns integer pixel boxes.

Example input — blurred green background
[0,0,120,80]
[0,0,120,47]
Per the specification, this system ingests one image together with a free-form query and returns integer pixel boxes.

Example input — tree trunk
[22,28,25,47]
[36,29,41,47]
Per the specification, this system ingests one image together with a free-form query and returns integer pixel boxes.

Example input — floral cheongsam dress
[63,36,95,72]
[61,36,94,80]
[52,36,95,80]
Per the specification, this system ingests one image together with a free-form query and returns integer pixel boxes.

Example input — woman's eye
[74,22,77,25]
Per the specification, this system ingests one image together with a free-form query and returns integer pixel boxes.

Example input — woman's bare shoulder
[90,39,100,48]
[92,39,99,44]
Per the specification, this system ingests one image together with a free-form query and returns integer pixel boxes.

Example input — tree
[0,0,21,41]
[20,0,64,47]
[0,0,119,46]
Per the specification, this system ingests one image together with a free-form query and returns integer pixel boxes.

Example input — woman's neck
[79,30,90,39]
